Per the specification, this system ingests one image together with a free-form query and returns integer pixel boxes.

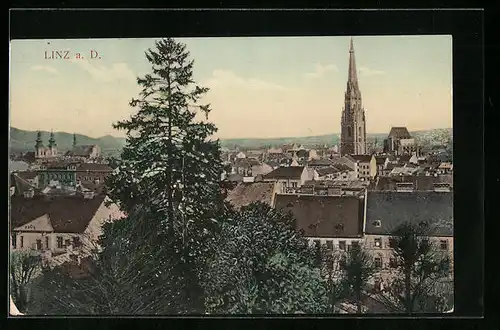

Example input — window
[351,241,360,249]
[313,240,321,251]
[20,236,24,248]
[440,240,448,251]
[373,220,381,227]
[65,239,71,247]
[374,238,382,248]
[389,258,397,268]
[45,236,49,249]
[334,223,344,233]
[374,257,383,269]
[73,237,81,247]
[36,239,42,250]
[292,182,297,188]
[348,127,352,137]
[326,241,333,251]
[388,238,396,248]
[57,236,63,248]
[12,233,17,249]
[339,241,346,251]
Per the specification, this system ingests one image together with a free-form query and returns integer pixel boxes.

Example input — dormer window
[373,220,381,227]
[335,223,344,233]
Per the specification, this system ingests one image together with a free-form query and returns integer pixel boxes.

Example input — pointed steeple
[48,130,56,148]
[347,37,360,96]
[35,131,44,149]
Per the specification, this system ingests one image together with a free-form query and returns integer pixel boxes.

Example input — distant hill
[9,127,126,156]
[10,127,452,155]
[219,128,452,150]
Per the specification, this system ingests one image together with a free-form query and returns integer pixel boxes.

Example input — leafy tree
[10,250,42,313]
[35,216,186,315]
[101,37,224,314]
[342,245,375,313]
[377,222,452,313]
[202,202,328,314]
[316,245,349,313]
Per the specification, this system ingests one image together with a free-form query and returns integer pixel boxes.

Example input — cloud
[70,59,136,83]
[304,63,338,80]
[359,67,385,76]
[204,69,286,91]
[31,65,59,75]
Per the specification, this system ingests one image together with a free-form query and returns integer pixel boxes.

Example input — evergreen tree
[203,202,328,314]
[105,38,224,314]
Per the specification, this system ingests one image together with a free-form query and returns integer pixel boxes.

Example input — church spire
[35,131,44,149]
[347,37,360,95]
[48,130,56,148]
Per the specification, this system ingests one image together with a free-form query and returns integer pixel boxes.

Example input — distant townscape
[10,37,453,315]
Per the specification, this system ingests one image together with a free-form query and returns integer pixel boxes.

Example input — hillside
[220,128,452,150]
[10,127,452,154]
[10,127,126,156]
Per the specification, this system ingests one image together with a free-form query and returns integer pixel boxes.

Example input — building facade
[10,195,124,258]
[340,38,367,156]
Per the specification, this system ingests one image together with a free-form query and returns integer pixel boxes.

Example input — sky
[10,35,452,139]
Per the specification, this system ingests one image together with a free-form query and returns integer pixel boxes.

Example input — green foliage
[203,202,328,314]
[102,37,223,314]
[342,245,376,313]
[10,250,42,313]
[379,222,453,313]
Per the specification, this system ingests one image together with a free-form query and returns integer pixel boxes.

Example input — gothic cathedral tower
[340,37,367,156]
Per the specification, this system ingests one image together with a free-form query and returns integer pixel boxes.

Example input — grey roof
[374,156,387,166]
[225,182,276,209]
[9,161,29,173]
[365,191,453,236]
[308,159,333,167]
[349,154,373,162]
[388,127,412,139]
[66,145,99,157]
[275,194,364,238]
[263,166,305,180]
[316,167,340,176]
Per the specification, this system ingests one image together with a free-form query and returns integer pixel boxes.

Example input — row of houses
[226,182,453,286]
[224,151,452,186]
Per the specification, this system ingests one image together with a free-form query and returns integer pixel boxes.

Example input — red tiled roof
[10,195,107,233]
